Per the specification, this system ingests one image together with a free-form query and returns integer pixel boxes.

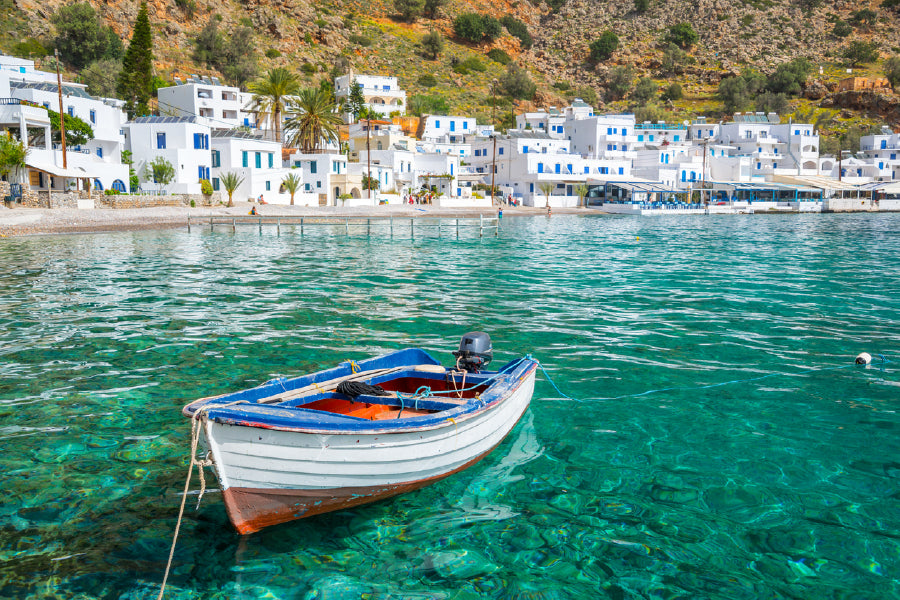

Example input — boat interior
[278,368,495,421]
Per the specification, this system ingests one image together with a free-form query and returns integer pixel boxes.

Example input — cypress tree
[116,1,154,118]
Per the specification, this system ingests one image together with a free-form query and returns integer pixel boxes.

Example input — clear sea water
[1,213,898,600]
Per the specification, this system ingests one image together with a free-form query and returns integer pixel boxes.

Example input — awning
[603,180,684,194]
[25,159,103,178]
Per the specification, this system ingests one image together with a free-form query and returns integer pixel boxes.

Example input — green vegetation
[843,40,880,66]
[0,133,27,181]
[10,38,48,59]
[631,77,657,104]
[80,59,122,98]
[349,35,372,47]
[500,16,532,49]
[394,0,425,22]
[589,31,619,62]
[116,1,153,119]
[766,58,812,96]
[421,31,444,60]
[218,171,244,206]
[849,9,877,30]
[193,20,259,88]
[346,78,365,121]
[884,55,900,89]
[51,2,122,70]
[175,0,197,17]
[265,48,282,59]
[453,13,502,44]
[665,23,699,50]
[423,0,447,18]
[660,43,690,76]
[283,88,342,152]
[281,172,302,205]
[662,82,683,101]
[499,63,536,100]
[604,66,634,101]
[248,68,301,143]
[634,0,650,13]
[46,107,94,147]
[486,49,511,65]
[832,20,852,38]
[200,179,213,195]
[453,56,487,75]
[417,73,438,88]
[121,150,139,192]
[145,156,175,191]
[716,59,810,114]
[408,94,450,116]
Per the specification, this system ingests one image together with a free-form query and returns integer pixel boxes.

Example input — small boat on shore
[182,333,538,534]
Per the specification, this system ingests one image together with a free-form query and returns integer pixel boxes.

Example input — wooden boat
[182,334,538,534]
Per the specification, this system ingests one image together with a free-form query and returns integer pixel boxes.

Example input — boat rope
[158,401,245,600]
[396,393,405,418]
[535,353,892,403]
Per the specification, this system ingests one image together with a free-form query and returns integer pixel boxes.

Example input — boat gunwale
[194,358,537,435]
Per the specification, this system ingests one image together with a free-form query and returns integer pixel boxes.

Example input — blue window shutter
[310,161,317,174]
[193,133,200,149]
[618,167,623,175]
[268,153,273,168]
[499,147,504,155]
[242,151,248,167]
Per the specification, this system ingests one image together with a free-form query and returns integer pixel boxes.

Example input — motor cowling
[452,332,493,373]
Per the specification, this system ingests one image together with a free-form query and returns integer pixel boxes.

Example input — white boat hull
[203,368,536,533]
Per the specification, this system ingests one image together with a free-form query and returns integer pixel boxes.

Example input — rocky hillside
[5,0,900,128]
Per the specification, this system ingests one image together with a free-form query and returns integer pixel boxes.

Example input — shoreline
[0,203,592,238]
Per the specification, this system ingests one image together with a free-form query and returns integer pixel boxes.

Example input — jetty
[186,214,501,237]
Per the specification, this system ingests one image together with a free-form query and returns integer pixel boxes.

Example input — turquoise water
[1,213,898,599]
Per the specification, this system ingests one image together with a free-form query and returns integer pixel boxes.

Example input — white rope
[158,400,244,600]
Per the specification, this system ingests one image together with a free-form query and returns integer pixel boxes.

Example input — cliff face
[9,0,900,121]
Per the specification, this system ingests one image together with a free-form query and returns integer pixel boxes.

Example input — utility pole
[366,117,371,200]
[54,49,67,169]
[701,138,708,205]
[490,135,497,206]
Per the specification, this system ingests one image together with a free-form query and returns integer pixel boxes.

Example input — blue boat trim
[184,349,537,434]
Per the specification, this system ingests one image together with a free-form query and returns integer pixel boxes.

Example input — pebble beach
[0,203,582,237]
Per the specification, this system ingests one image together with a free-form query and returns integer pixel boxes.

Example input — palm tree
[248,68,301,144]
[574,183,588,208]
[283,88,342,153]
[539,182,554,208]
[282,171,301,205]
[220,171,244,207]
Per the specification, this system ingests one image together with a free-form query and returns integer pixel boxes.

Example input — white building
[469,130,631,206]
[566,114,637,161]
[860,129,900,182]
[158,76,256,131]
[123,116,212,194]
[420,115,478,142]
[211,129,299,204]
[2,54,128,193]
[717,113,819,177]
[334,74,406,121]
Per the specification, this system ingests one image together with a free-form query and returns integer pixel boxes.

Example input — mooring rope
[535,353,893,403]
[158,401,244,600]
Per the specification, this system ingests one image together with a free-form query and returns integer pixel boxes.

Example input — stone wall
[96,192,222,209]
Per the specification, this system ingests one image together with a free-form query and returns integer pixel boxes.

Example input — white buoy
[855,352,872,365]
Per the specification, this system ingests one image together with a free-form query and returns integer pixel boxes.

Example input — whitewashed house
[123,116,212,194]
[2,54,128,193]
[566,114,638,161]
[211,129,301,204]
[334,74,406,121]
[860,129,900,182]
[717,113,819,178]
[158,76,256,131]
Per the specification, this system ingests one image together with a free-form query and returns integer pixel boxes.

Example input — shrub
[175,0,197,17]
[766,57,812,96]
[604,65,634,101]
[589,31,618,62]
[832,20,852,37]
[453,56,487,75]
[662,82,683,101]
[301,62,317,74]
[885,55,900,89]
[631,77,657,104]
[486,48,511,64]
[481,16,502,41]
[421,30,443,59]
[417,73,438,87]
[884,0,900,10]
[666,22,698,49]
[348,34,372,46]
[453,13,484,42]
[499,63,536,100]
[51,2,123,70]
[553,81,571,90]
[409,94,450,115]
[500,16,532,49]
[11,38,48,58]
[843,40,880,65]
[423,0,446,18]
[394,0,425,22]
[634,0,650,12]
[265,48,282,58]
[200,179,214,195]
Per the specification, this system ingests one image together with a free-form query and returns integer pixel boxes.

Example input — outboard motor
[453,332,493,373]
